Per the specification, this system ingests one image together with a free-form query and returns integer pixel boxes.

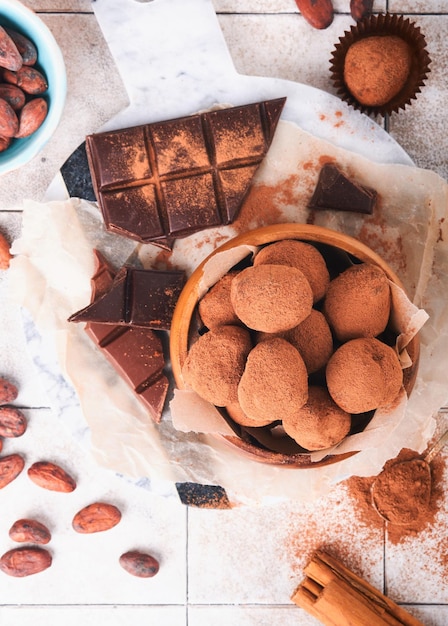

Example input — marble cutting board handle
[92,0,239,130]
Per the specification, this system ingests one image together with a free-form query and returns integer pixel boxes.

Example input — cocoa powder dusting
[345,448,446,545]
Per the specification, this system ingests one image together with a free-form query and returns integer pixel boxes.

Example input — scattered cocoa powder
[345,448,446,544]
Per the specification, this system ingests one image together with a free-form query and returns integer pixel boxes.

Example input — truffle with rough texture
[230,264,313,333]
[326,337,403,413]
[198,272,240,329]
[323,263,391,342]
[282,386,352,450]
[253,239,330,303]
[343,35,412,107]
[182,325,252,406]
[226,402,274,427]
[238,337,308,423]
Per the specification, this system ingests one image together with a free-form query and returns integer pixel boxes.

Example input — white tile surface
[1,0,448,623]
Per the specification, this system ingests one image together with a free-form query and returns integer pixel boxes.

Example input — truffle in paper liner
[330,13,431,116]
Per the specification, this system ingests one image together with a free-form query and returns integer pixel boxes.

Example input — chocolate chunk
[308,163,377,214]
[69,265,185,330]
[80,251,170,423]
[175,482,231,509]
[85,98,286,244]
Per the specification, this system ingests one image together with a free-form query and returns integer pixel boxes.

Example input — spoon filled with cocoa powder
[371,429,448,525]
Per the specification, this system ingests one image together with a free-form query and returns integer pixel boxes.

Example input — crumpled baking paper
[8,120,448,505]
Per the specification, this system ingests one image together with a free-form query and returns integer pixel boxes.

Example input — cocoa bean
[27,461,77,493]
[9,518,51,545]
[5,28,38,66]
[295,0,334,29]
[0,439,3,453]
[0,98,19,138]
[0,136,11,153]
[0,25,22,71]
[0,406,27,437]
[0,454,25,489]
[15,97,47,138]
[0,377,18,404]
[0,231,12,269]
[0,84,26,111]
[0,547,52,577]
[72,502,122,533]
[350,0,374,21]
[119,551,159,578]
[3,66,47,95]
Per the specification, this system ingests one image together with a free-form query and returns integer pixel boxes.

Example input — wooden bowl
[170,224,420,468]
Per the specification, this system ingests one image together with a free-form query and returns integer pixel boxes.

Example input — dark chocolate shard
[85,98,286,244]
[69,266,185,330]
[175,482,231,509]
[82,251,169,423]
[308,163,377,214]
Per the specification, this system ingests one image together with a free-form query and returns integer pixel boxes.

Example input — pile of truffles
[182,239,404,453]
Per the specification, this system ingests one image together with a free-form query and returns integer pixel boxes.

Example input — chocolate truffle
[282,386,351,450]
[237,337,308,424]
[253,240,330,303]
[198,272,240,329]
[326,337,403,414]
[230,264,313,333]
[182,325,252,406]
[258,309,333,374]
[343,35,412,107]
[323,263,391,342]
[226,402,273,428]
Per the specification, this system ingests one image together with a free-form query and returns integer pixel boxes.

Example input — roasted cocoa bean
[0,136,11,153]
[5,28,38,66]
[119,551,160,578]
[0,454,25,489]
[0,406,27,437]
[0,98,19,137]
[72,502,122,533]
[0,84,26,111]
[9,518,51,545]
[0,231,12,269]
[15,97,47,138]
[0,547,52,577]
[0,377,18,404]
[27,461,77,492]
[0,25,23,71]
[3,66,48,95]
[295,0,334,29]
[350,0,374,21]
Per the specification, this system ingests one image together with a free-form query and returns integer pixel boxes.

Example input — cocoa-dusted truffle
[230,264,313,333]
[323,263,390,342]
[182,325,252,406]
[282,386,351,451]
[226,402,273,428]
[344,35,412,107]
[326,337,403,414]
[198,272,240,329]
[253,240,330,303]
[238,337,308,423]
[258,309,333,374]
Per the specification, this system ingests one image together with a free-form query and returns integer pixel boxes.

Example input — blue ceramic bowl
[0,0,66,174]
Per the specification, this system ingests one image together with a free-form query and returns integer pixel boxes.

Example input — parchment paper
[8,120,448,505]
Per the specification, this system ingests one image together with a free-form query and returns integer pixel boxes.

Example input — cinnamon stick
[291,550,425,626]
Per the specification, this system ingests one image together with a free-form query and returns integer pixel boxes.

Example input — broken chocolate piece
[85,98,286,244]
[308,163,377,214]
[82,251,169,423]
[69,266,185,330]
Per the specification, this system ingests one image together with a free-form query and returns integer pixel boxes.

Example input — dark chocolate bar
[308,163,377,215]
[69,266,185,331]
[83,251,170,423]
[85,98,286,244]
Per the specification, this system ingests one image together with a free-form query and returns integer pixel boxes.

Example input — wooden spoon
[371,429,448,525]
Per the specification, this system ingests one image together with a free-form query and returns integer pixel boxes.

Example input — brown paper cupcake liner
[330,13,431,116]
